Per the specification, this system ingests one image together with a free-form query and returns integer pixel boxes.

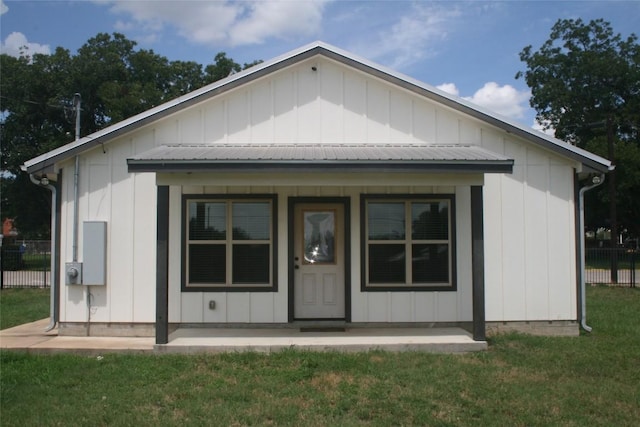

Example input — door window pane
[368,203,405,240]
[304,211,335,264]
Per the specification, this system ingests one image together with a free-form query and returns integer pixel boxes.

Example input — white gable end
[120,56,492,148]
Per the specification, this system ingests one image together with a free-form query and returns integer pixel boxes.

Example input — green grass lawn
[0,288,50,330]
[1,286,639,426]
[22,253,51,271]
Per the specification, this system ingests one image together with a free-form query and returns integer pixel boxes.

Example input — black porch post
[471,186,486,341]
[156,186,169,344]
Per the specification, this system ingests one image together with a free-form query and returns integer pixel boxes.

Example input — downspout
[578,173,605,332]
[29,174,58,332]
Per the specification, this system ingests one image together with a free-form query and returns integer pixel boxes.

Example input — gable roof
[22,41,612,175]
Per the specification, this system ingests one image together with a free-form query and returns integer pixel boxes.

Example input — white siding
[481,133,578,322]
[126,57,493,147]
[58,131,158,325]
[109,142,134,322]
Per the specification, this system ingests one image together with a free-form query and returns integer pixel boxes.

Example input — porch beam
[471,186,486,341]
[156,186,170,344]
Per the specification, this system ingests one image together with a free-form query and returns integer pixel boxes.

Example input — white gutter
[578,174,606,332]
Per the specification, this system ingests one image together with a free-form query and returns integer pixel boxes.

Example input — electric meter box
[82,221,107,286]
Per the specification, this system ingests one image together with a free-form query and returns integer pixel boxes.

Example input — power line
[0,95,82,112]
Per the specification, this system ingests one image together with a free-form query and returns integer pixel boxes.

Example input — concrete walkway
[1,319,487,354]
[0,319,154,354]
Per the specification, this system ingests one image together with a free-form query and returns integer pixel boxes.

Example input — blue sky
[1,1,638,130]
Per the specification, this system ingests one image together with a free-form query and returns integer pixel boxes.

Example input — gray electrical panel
[82,221,107,286]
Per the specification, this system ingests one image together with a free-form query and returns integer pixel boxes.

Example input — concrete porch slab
[1,320,486,354]
[0,319,154,354]
[159,327,487,353]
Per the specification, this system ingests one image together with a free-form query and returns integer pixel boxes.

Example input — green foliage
[204,52,263,84]
[0,174,51,239]
[0,33,261,238]
[516,18,640,237]
[585,137,640,234]
[516,18,639,145]
[1,287,639,425]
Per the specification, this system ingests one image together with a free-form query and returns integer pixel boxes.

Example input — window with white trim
[361,195,455,291]
[183,195,277,291]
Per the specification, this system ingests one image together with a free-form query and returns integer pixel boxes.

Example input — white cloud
[532,118,556,136]
[351,4,460,70]
[99,0,328,47]
[463,82,530,119]
[436,83,460,96]
[0,32,51,58]
[229,1,326,45]
[113,19,135,32]
[434,81,531,121]
[0,1,50,58]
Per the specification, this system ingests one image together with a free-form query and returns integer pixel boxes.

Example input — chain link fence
[1,240,51,289]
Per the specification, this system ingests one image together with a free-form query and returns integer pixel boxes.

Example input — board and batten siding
[55,53,579,327]
[148,56,484,146]
[57,132,158,324]
[480,129,578,322]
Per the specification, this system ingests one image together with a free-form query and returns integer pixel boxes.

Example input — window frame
[360,194,456,292]
[182,194,278,292]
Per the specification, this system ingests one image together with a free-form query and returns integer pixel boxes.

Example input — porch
[1,319,486,354]
[160,326,486,353]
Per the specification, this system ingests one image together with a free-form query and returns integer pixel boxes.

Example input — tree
[1,32,260,238]
[204,52,262,84]
[1,49,73,238]
[516,18,640,242]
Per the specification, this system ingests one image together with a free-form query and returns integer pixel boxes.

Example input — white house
[22,42,611,345]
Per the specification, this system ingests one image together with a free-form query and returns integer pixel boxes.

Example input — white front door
[293,203,345,319]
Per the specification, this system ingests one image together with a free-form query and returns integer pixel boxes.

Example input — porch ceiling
[127,143,514,174]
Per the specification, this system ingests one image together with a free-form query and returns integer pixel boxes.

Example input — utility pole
[607,116,618,283]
